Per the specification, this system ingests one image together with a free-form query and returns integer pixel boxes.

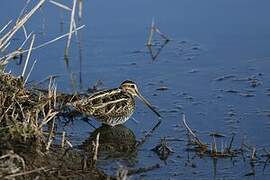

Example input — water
[1,0,270,179]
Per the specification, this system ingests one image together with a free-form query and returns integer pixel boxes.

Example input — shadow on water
[80,124,137,159]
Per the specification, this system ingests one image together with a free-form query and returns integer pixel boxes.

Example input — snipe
[71,80,161,126]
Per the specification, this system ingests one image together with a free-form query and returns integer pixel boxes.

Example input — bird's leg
[135,119,162,147]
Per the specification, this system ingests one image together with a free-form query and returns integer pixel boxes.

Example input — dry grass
[182,114,240,158]
[0,1,105,179]
[0,72,58,145]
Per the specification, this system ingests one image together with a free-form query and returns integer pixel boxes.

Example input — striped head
[119,80,161,118]
[120,80,139,97]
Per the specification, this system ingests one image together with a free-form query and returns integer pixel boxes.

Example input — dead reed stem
[22,34,35,78]
[147,18,155,46]
[0,0,45,50]
[17,0,31,22]
[61,131,66,148]
[78,0,83,20]
[146,18,170,47]
[4,167,47,179]
[0,20,12,35]
[22,25,85,54]
[65,139,73,148]
[65,0,77,56]
[24,59,37,86]
[182,114,205,147]
[46,118,55,151]
[49,0,72,11]
[93,132,100,162]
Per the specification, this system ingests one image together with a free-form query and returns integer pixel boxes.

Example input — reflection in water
[151,137,173,162]
[146,19,170,61]
[212,158,217,179]
[62,29,84,92]
[81,124,137,159]
[147,40,169,61]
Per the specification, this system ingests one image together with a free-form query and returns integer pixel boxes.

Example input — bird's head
[120,80,161,118]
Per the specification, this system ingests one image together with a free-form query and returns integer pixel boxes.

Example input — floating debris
[151,138,174,161]
[214,74,236,81]
[225,89,240,93]
[239,93,255,97]
[209,132,226,138]
[156,86,169,91]
[231,74,263,88]
[249,78,262,88]
[188,69,199,73]
[175,104,183,110]
[182,114,239,158]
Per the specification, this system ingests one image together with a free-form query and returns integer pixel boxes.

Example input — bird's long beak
[135,90,161,118]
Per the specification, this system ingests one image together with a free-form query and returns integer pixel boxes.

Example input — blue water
[1,0,270,179]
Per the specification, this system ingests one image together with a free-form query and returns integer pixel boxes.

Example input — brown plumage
[71,80,161,126]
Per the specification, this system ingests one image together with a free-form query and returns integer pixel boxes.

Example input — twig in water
[251,147,256,161]
[65,0,77,56]
[46,118,55,151]
[93,132,100,162]
[0,25,85,64]
[78,0,83,20]
[49,0,72,11]
[155,27,170,41]
[24,59,37,86]
[20,31,33,49]
[147,39,169,61]
[0,42,10,53]
[182,114,205,147]
[0,20,12,35]
[212,135,217,155]
[147,18,155,46]
[17,0,31,22]
[227,135,235,152]
[61,131,66,148]
[23,25,85,53]
[22,25,28,39]
[22,34,35,78]
[146,18,170,47]
[0,0,45,50]
[34,74,61,86]
[66,139,73,148]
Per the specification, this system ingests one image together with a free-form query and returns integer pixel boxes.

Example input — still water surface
[1,0,270,179]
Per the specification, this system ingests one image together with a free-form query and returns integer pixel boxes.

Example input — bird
[71,80,161,126]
